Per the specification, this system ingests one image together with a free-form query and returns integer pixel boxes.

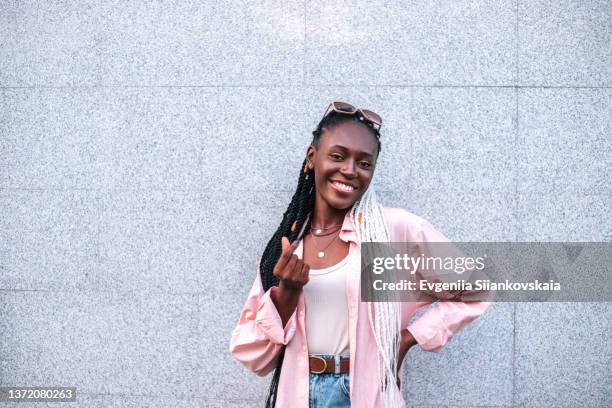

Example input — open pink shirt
[229,207,492,407]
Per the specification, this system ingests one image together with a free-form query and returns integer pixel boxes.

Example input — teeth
[332,181,355,192]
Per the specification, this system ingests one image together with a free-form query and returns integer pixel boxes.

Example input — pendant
[315,229,322,235]
[317,251,325,258]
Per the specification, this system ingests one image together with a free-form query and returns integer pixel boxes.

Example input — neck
[311,198,349,228]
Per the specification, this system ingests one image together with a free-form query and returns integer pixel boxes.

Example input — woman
[229,101,491,407]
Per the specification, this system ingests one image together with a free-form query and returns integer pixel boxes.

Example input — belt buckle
[310,356,327,374]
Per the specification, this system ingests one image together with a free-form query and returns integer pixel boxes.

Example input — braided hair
[260,110,382,407]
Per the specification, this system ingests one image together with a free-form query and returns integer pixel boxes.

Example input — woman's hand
[396,328,418,389]
[270,237,310,327]
[274,236,310,293]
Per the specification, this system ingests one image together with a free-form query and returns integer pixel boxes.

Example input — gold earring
[304,162,311,173]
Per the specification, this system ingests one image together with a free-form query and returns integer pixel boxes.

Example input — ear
[306,144,316,167]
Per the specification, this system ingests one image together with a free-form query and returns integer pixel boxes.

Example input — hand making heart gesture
[273,236,311,293]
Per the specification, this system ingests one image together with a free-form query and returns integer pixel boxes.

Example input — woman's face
[306,120,380,210]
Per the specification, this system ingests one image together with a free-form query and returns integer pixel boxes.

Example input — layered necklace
[310,222,342,258]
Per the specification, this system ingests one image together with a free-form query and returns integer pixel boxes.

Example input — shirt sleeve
[406,219,493,353]
[229,261,298,376]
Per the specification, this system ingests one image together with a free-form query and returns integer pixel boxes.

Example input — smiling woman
[229,101,491,408]
[310,126,377,212]
[308,121,379,213]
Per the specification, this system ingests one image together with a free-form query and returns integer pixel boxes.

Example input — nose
[340,160,358,179]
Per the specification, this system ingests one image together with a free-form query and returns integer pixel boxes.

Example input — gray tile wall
[0,1,610,407]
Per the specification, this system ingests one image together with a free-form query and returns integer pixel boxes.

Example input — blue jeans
[308,354,351,408]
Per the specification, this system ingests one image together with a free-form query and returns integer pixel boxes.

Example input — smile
[330,180,357,193]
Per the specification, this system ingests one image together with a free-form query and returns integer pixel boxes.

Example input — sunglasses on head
[321,101,383,132]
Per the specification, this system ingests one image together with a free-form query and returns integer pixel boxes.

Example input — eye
[330,153,343,160]
[360,161,372,169]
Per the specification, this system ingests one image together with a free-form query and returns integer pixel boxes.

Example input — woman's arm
[403,217,493,353]
[395,328,418,388]
[229,263,299,377]
[407,299,491,352]
[272,283,301,328]
[398,328,417,367]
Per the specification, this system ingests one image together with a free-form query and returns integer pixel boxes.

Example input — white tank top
[301,243,351,357]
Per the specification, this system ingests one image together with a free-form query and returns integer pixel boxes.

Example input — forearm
[398,328,417,368]
[271,283,300,328]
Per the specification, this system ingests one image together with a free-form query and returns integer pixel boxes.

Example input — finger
[296,261,307,284]
[281,236,290,252]
[301,263,310,284]
[275,237,293,270]
[286,239,300,259]
[285,254,298,275]
[284,237,299,257]
[290,257,303,276]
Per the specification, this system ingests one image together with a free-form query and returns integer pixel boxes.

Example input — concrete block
[0,190,99,291]
[517,88,611,195]
[0,290,200,399]
[306,0,516,85]
[519,0,611,86]
[404,303,513,407]
[515,302,612,407]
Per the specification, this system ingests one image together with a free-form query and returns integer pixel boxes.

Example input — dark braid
[261,110,381,407]
[259,156,314,291]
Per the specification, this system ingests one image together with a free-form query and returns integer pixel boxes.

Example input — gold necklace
[310,222,343,236]
[309,225,341,237]
[310,229,340,258]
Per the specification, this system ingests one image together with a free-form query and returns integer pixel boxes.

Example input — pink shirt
[229,207,492,407]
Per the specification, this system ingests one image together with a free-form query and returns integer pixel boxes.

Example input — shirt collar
[305,210,358,245]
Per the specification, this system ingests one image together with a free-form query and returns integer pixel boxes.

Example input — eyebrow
[328,144,374,159]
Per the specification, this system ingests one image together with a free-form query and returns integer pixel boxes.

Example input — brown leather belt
[309,355,350,374]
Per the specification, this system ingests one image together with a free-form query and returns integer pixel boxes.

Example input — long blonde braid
[350,180,404,407]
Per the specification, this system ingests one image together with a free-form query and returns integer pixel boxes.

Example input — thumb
[281,236,290,252]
